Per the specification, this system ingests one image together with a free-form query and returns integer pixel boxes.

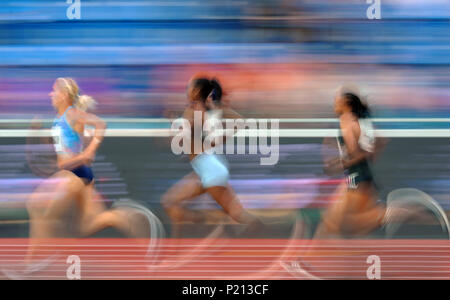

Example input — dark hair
[343,93,370,118]
[210,78,222,103]
[191,77,223,104]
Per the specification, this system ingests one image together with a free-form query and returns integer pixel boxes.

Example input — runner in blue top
[24,78,134,266]
[52,104,94,184]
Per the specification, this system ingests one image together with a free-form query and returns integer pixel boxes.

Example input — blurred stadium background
[0,0,450,240]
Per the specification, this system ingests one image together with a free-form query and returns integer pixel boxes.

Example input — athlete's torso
[204,108,223,137]
[338,117,375,189]
[188,105,223,160]
[52,106,83,156]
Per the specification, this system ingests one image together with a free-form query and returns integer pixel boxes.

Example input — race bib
[51,125,64,153]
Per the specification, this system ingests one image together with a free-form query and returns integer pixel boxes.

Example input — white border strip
[2,129,450,138]
[0,118,450,124]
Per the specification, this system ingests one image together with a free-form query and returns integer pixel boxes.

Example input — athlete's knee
[161,192,177,211]
[226,204,256,225]
[166,207,185,223]
[81,211,119,235]
[99,211,119,228]
[161,194,183,222]
[321,216,342,235]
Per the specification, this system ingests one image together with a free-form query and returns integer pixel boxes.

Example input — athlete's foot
[99,207,137,237]
[280,258,323,280]
[1,268,28,280]
[117,207,151,238]
[186,210,207,224]
[1,254,58,280]
[382,205,427,227]
[1,266,37,280]
[231,219,268,238]
[111,201,166,261]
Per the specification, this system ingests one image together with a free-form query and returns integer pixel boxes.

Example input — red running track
[0,238,449,280]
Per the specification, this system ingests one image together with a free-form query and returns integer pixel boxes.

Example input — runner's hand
[324,157,344,175]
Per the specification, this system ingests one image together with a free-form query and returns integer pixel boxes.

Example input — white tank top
[203,109,223,137]
[336,118,375,159]
[358,118,375,153]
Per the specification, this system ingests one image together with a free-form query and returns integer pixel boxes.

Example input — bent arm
[57,109,107,169]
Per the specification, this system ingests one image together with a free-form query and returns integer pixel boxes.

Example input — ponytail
[190,76,224,105]
[75,94,97,112]
[210,78,223,103]
[57,77,97,112]
[343,93,370,119]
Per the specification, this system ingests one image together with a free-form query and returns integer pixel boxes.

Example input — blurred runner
[162,76,264,237]
[3,78,146,278]
[282,87,430,279]
[317,89,386,238]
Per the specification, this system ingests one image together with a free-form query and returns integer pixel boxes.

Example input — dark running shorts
[70,165,94,184]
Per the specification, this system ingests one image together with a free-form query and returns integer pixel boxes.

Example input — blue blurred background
[0,0,449,238]
[0,0,449,118]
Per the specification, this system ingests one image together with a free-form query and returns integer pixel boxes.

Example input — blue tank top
[52,106,83,155]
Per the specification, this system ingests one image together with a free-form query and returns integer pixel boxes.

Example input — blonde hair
[56,77,97,111]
